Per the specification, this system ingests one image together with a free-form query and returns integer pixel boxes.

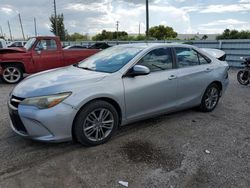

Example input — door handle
[205,68,213,72]
[168,75,177,80]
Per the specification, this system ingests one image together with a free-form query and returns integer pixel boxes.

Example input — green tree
[66,32,88,41]
[216,29,250,40]
[148,25,177,40]
[50,13,67,41]
[202,35,208,40]
[92,30,128,41]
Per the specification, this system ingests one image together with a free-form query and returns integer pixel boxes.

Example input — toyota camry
[8,43,229,146]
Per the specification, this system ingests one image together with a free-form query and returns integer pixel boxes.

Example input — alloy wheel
[204,87,219,110]
[83,108,114,142]
[3,67,21,83]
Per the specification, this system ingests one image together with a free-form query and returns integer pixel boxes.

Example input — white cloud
[239,0,250,3]
[200,19,250,27]
[2,0,250,39]
[64,1,192,34]
[1,7,13,14]
[174,0,187,2]
[201,4,250,13]
[198,19,250,34]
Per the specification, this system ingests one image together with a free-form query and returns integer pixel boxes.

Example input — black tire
[74,100,119,146]
[200,83,221,112]
[237,70,249,85]
[1,64,23,84]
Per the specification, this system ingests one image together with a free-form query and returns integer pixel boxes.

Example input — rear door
[174,47,213,108]
[32,39,63,72]
[123,47,178,121]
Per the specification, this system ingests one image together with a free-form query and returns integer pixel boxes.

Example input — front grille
[9,108,27,134]
[9,95,27,134]
[10,95,25,109]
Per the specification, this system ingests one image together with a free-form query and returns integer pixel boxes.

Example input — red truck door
[32,39,63,72]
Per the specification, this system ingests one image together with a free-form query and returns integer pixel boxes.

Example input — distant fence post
[219,40,222,49]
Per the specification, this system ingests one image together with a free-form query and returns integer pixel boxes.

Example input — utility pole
[7,21,13,41]
[139,22,141,35]
[18,13,25,40]
[116,21,119,44]
[34,17,37,36]
[0,26,3,37]
[146,0,149,39]
[53,0,58,36]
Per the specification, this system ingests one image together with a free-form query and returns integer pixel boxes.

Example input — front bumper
[8,101,78,142]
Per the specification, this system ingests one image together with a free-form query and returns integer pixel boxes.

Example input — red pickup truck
[0,36,100,83]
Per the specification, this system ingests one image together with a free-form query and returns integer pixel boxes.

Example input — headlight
[21,92,72,109]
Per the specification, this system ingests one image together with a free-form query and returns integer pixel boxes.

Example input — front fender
[63,79,126,121]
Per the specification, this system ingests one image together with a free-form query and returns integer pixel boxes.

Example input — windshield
[24,38,36,50]
[77,46,143,73]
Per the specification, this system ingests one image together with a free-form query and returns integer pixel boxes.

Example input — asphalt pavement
[0,70,249,188]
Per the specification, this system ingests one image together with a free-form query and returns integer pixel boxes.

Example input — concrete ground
[0,70,249,188]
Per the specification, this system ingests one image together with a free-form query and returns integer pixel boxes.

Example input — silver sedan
[8,44,229,146]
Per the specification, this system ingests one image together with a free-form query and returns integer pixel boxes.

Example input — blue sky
[0,0,250,39]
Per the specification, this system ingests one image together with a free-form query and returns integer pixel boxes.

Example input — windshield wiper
[73,64,93,71]
[78,66,95,71]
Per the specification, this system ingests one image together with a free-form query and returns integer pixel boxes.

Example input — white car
[0,39,7,48]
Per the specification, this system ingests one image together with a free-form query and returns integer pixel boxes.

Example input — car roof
[116,43,196,49]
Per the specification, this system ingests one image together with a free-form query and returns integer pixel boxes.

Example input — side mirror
[127,65,150,77]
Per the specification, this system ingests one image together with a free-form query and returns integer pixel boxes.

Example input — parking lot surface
[0,70,249,188]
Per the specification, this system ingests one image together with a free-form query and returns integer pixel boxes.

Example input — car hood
[12,66,109,98]
[0,47,26,54]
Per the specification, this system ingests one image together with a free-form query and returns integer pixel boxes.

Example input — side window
[36,39,57,51]
[175,48,199,68]
[197,53,211,65]
[137,48,173,72]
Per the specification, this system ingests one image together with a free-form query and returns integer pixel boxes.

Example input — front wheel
[200,84,220,112]
[74,100,119,146]
[237,70,249,85]
[2,65,23,84]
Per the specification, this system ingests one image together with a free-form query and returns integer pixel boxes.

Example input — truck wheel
[2,65,23,84]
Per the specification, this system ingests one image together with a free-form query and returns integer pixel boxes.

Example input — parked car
[64,45,87,49]
[0,36,100,83]
[0,39,7,48]
[8,43,229,146]
[88,42,111,49]
[201,48,226,61]
[8,41,27,47]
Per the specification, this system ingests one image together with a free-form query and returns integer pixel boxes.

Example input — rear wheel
[237,70,249,85]
[2,65,23,84]
[200,83,220,112]
[74,100,119,146]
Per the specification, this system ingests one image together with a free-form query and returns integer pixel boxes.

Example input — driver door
[123,47,178,121]
[32,39,63,72]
